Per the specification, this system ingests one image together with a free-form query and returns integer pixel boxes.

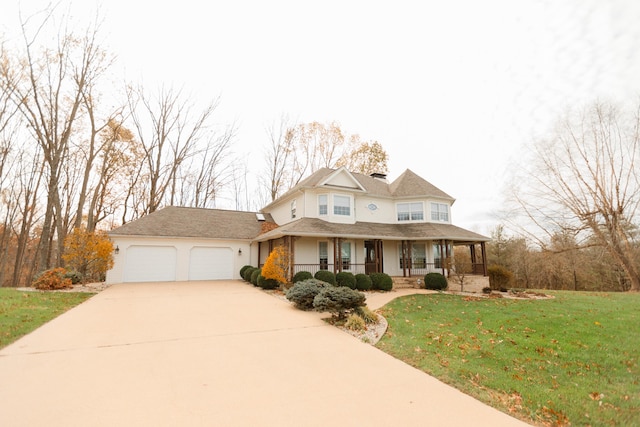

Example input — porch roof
[253,217,489,243]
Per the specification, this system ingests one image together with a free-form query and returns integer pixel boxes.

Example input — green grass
[0,288,93,349]
[376,291,640,426]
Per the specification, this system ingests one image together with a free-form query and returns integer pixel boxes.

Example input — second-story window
[291,199,296,219]
[397,202,424,221]
[431,203,449,222]
[333,195,351,216]
[318,194,327,216]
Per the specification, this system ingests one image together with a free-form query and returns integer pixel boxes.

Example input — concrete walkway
[0,281,530,426]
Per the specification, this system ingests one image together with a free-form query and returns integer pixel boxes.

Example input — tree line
[0,8,388,287]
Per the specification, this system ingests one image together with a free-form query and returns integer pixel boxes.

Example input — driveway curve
[0,281,529,426]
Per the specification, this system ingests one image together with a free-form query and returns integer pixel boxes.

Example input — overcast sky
[3,0,640,234]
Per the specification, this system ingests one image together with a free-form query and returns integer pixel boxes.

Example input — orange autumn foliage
[62,227,114,283]
[261,245,290,284]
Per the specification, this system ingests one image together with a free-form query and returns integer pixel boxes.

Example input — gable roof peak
[390,169,454,201]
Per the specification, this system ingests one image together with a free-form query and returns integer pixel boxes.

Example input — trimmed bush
[286,279,329,310]
[293,271,313,283]
[487,265,513,291]
[336,271,356,289]
[33,268,73,290]
[314,270,336,285]
[313,286,366,319]
[243,267,256,282]
[250,268,262,286]
[240,265,253,278]
[424,272,448,290]
[370,272,393,291]
[355,273,373,291]
[257,275,280,290]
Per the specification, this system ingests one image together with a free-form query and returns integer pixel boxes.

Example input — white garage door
[124,246,177,282]
[189,247,233,280]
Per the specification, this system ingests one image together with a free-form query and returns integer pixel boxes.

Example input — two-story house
[105,167,489,284]
[254,167,489,280]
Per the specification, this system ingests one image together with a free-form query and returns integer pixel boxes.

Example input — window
[291,199,297,219]
[397,202,424,221]
[319,242,328,270]
[341,241,351,270]
[399,243,426,269]
[434,243,442,268]
[334,195,351,216]
[318,194,327,216]
[431,203,449,222]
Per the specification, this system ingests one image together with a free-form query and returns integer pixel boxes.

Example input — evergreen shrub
[369,272,393,291]
[336,271,356,289]
[355,274,373,291]
[241,267,253,282]
[286,279,329,310]
[250,268,262,286]
[424,272,448,290]
[257,275,280,290]
[240,265,253,278]
[313,286,366,319]
[314,270,336,285]
[292,271,313,283]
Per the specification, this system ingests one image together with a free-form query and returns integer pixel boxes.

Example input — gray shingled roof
[109,206,273,240]
[254,217,489,242]
[262,167,454,210]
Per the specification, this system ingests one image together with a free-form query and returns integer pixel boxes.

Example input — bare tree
[262,115,297,202]
[509,101,640,291]
[261,118,391,201]
[127,85,222,214]
[1,7,110,271]
[335,136,389,175]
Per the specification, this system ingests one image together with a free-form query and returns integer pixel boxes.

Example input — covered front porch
[253,218,490,283]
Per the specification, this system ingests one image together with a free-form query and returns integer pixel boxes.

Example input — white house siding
[106,236,252,284]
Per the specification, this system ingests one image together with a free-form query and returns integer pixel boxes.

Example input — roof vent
[370,172,388,181]
[256,213,265,221]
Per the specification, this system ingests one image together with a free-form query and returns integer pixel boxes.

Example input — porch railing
[292,263,367,276]
[277,262,485,279]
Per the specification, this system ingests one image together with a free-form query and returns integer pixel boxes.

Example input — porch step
[391,277,423,289]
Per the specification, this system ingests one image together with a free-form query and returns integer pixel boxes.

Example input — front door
[365,240,383,274]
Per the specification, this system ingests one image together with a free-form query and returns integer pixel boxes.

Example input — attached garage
[124,246,177,283]
[189,247,233,280]
[106,207,273,284]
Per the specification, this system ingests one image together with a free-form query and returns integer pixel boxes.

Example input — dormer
[318,167,367,192]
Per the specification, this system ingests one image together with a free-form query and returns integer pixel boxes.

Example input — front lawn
[376,291,640,426]
[0,288,93,349]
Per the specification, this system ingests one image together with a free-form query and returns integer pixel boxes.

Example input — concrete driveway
[0,281,530,426]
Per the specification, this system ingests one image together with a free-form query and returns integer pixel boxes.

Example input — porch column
[258,241,262,267]
[470,244,477,264]
[377,239,384,273]
[401,240,407,277]
[408,240,413,277]
[481,241,488,276]
[333,237,340,274]
[440,239,446,276]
